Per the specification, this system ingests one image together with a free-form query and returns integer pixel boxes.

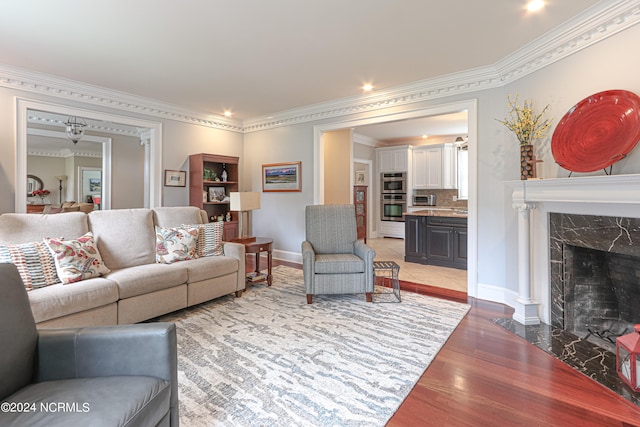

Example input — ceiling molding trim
[1,1,638,135]
[243,1,640,133]
[352,132,379,147]
[496,0,640,84]
[0,65,244,133]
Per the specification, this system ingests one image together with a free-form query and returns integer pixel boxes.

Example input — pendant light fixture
[64,116,87,144]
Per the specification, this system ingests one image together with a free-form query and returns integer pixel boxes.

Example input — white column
[512,202,540,325]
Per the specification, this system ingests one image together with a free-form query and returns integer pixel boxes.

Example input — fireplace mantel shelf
[506,173,640,206]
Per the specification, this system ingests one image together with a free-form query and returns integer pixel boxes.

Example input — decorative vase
[520,144,535,180]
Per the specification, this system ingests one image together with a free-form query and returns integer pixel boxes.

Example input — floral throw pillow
[44,232,111,284]
[182,222,224,257]
[0,241,60,291]
[155,226,199,264]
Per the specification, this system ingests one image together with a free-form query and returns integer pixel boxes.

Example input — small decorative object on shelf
[616,324,640,391]
[221,163,228,182]
[497,95,552,180]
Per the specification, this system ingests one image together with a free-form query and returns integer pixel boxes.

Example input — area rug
[155,265,470,426]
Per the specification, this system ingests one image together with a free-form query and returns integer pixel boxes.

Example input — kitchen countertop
[403,207,468,218]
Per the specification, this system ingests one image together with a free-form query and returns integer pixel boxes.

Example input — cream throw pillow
[44,232,111,284]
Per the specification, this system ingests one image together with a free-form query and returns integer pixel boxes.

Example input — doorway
[313,99,478,297]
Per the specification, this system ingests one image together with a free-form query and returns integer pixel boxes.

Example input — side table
[373,260,401,303]
[229,237,273,288]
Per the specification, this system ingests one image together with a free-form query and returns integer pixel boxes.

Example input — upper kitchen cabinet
[412,143,456,189]
[377,147,410,172]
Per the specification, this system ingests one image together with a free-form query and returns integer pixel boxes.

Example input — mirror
[26,174,43,196]
[16,98,163,213]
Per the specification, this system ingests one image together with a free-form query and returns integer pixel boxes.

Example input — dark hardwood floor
[249,258,640,426]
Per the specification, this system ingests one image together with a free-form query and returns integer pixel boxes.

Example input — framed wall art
[164,170,186,187]
[262,161,301,192]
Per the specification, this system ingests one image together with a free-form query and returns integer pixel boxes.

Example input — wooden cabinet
[189,153,239,240]
[377,147,409,172]
[405,215,427,263]
[404,214,467,270]
[412,143,457,190]
[426,216,467,269]
[353,185,367,243]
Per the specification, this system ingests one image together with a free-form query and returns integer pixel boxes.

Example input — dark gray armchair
[302,204,376,304]
[0,263,179,426]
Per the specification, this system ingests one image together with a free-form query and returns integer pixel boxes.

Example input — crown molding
[352,132,380,147]
[0,65,244,133]
[243,1,640,132]
[2,1,639,135]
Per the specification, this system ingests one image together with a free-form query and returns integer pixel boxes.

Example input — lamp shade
[55,175,68,182]
[230,192,260,211]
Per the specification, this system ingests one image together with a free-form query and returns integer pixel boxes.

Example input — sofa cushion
[105,264,188,299]
[27,277,119,323]
[88,209,156,270]
[45,232,111,284]
[155,226,199,264]
[0,241,59,290]
[0,212,89,245]
[0,376,170,426]
[153,206,203,228]
[314,254,365,274]
[181,255,239,283]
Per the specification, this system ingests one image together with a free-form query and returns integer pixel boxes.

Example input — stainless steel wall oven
[381,193,406,222]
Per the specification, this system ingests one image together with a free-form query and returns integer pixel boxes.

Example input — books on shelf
[247,272,267,282]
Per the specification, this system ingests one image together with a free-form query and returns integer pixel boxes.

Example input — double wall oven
[380,172,406,222]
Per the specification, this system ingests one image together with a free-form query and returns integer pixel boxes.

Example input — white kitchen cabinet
[412,143,456,189]
[377,147,409,172]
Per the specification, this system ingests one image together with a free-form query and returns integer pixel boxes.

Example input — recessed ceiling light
[362,84,373,92]
[526,0,544,12]
[422,134,428,139]
[224,110,232,117]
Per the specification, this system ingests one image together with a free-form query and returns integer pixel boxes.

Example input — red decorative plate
[551,90,640,172]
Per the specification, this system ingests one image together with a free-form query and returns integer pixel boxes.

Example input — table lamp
[230,192,260,238]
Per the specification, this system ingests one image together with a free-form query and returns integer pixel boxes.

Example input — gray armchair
[0,263,179,427]
[302,204,376,304]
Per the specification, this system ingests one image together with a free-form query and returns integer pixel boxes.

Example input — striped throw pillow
[0,241,60,291]
[183,222,224,257]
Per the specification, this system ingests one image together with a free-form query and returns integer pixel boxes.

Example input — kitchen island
[404,208,468,270]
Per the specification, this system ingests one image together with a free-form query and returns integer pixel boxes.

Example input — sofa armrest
[354,240,376,291]
[223,241,246,292]
[34,323,179,426]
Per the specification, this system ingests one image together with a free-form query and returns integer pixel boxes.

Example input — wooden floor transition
[247,258,640,426]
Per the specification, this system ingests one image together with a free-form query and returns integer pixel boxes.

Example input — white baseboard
[476,282,518,310]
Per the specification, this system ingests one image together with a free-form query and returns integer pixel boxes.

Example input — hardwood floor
[249,258,640,426]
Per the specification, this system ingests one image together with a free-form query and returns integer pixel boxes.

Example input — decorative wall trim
[2,1,639,134]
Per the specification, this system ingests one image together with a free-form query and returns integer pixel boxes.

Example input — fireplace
[549,213,640,352]
[505,175,640,405]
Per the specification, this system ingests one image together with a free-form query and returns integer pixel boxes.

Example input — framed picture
[355,170,366,185]
[89,177,101,192]
[262,161,301,192]
[164,170,186,187]
[209,186,226,202]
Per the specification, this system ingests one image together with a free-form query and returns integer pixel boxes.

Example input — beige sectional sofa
[0,206,245,327]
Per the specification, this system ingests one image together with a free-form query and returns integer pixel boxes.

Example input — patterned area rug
[155,265,470,426]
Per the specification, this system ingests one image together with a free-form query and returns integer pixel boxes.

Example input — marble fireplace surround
[509,174,640,326]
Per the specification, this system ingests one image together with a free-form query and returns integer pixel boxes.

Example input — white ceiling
[0,0,600,122]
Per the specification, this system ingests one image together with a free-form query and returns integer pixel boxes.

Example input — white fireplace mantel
[506,174,640,325]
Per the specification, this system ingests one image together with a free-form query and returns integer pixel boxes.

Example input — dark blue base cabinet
[405,215,467,270]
